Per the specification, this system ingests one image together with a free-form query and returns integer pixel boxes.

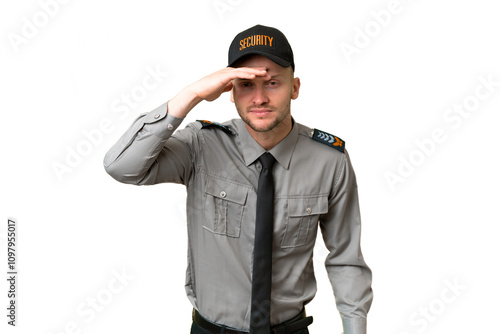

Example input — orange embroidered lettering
[239,35,275,51]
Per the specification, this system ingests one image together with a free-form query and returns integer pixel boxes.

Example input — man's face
[231,55,300,135]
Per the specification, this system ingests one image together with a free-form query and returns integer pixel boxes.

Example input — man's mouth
[249,108,273,117]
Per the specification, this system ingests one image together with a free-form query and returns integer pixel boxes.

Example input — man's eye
[240,82,252,88]
[267,81,279,87]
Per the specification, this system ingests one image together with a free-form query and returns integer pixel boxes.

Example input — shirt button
[220,191,227,198]
[306,207,312,214]
[167,124,174,130]
[154,113,160,119]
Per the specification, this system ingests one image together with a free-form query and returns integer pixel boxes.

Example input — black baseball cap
[228,24,295,71]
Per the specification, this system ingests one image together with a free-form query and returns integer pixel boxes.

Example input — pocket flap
[288,196,328,217]
[205,177,249,205]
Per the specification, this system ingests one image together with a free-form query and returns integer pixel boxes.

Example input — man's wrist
[167,86,203,119]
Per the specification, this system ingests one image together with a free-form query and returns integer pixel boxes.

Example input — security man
[104,24,373,334]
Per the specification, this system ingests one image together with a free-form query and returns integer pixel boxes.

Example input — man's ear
[230,84,235,103]
[291,77,301,100]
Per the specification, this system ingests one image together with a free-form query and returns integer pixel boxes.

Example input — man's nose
[252,86,269,105]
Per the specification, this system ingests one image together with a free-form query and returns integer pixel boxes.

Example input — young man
[104,25,373,334]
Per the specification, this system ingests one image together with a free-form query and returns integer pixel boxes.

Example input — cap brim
[228,51,292,69]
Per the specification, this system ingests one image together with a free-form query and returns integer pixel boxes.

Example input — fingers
[192,66,270,102]
[228,66,269,80]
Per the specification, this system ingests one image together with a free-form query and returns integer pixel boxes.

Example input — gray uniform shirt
[103,102,373,334]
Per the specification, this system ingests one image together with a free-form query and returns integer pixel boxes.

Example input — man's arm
[319,151,373,334]
[103,67,269,185]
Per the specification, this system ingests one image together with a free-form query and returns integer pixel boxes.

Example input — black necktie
[250,152,276,334]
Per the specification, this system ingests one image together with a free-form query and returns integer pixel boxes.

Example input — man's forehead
[234,73,284,82]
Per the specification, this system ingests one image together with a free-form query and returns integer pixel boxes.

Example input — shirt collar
[235,118,299,170]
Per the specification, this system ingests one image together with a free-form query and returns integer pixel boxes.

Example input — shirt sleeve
[319,150,373,334]
[103,101,197,185]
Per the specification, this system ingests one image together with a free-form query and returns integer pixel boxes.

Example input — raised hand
[167,67,270,118]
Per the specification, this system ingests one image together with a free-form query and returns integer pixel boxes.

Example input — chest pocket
[203,176,250,238]
[281,195,328,248]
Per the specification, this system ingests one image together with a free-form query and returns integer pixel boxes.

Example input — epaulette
[311,129,345,153]
[196,120,233,135]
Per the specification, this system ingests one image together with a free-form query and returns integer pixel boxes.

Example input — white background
[2,0,500,333]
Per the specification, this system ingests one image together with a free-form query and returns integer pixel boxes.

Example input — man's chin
[245,119,278,133]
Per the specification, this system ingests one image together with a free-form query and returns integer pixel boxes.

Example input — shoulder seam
[334,153,347,188]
